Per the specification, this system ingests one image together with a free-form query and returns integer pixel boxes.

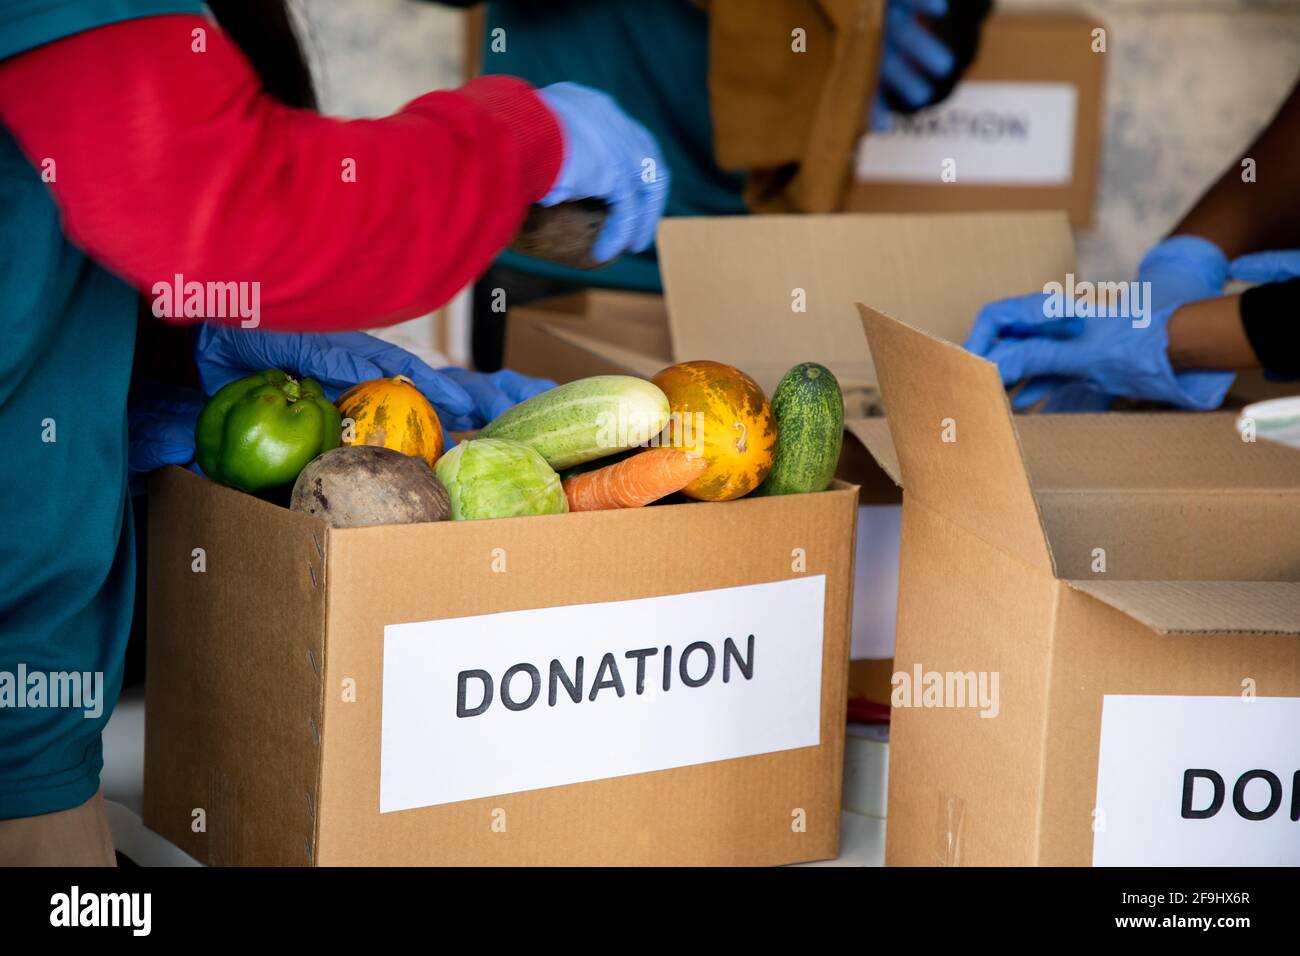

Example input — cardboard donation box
[847,11,1105,226]
[143,467,857,866]
[505,289,672,386]
[506,211,1078,666]
[856,307,1300,866]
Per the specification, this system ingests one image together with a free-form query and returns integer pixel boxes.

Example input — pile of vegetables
[194,358,844,528]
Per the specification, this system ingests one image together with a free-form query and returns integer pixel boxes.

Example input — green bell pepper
[196,369,342,491]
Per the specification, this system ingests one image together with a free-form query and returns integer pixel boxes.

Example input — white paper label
[1093,695,1300,866]
[380,576,826,812]
[856,81,1077,185]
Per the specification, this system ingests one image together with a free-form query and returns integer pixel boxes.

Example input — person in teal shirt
[456,0,745,367]
[0,120,142,824]
[454,0,980,369]
[484,2,748,292]
[0,0,664,863]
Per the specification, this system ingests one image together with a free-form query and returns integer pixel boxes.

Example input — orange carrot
[562,448,707,511]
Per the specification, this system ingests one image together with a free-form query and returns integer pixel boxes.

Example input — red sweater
[0,14,563,331]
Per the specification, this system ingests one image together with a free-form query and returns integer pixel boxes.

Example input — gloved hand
[193,325,551,431]
[194,324,471,411]
[537,82,670,264]
[872,0,957,131]
[127,381,206,495]
[966,234,1232,412]
[1137,234,1229,314]
[438,367,555,425]
[964,291,1234,411]
[1229,249,1300,284]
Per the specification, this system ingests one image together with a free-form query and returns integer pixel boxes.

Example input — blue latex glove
[1007,377,1114,413]
[965,236,1226,355]
[537,83,670,263]
[194,325,470,410]
[1230,249,1300,284]
[967,235,1232,411]
[127,382,206,495]
[194,324,554,431]
[1137,235,1229,314]
[872,0,956,131]
[964,292,1234,411]
[438,367,555,426]
[192,325,552,432]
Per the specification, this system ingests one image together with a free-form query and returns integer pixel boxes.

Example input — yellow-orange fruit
[336,375,445,467]
[650,360,776,501]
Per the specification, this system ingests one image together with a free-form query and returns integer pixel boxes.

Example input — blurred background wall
[298,0,1300,363]
[1007,0,1300,279]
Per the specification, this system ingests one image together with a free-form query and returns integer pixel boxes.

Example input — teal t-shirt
[0,0,203,819]
[481,0,748,291]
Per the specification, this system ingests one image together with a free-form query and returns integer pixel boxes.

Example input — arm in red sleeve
[0,14,562,331]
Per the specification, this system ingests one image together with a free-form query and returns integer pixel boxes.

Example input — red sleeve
[0,14,562,331]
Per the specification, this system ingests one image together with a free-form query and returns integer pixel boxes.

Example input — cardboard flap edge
[539,324,669,379]
[857,304,1055,575]
[845,418,900,487]
[1068,580,1300,636]
[152,466,329,535]
[656,212,1076,389]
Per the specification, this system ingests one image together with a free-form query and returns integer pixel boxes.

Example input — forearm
[1172,77,1300,258]
[1166,295,1255,370]
[0,15,561,331]
[1167,280,1300,378]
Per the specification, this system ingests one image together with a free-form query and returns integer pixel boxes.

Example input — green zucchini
[478,375,671,470]
[755,363,844,496]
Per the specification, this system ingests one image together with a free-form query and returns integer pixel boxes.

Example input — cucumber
[478,375,671,470]
[755,363,844,496]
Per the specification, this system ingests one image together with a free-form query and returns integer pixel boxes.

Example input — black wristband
[1240,278,1300,379]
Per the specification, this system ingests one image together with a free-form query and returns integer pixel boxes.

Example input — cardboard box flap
[1068,580,1300,636]
[540,322,669,380]
[858,304,1054,574]
[657,212,1075,394]
[546,288,669,325]
[540,290,673,352]
[837,411,1300,497]
[1013,413,1300,492]
[845,418,900,486]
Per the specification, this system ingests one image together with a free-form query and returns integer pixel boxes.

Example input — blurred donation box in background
[848,10,1104,227]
